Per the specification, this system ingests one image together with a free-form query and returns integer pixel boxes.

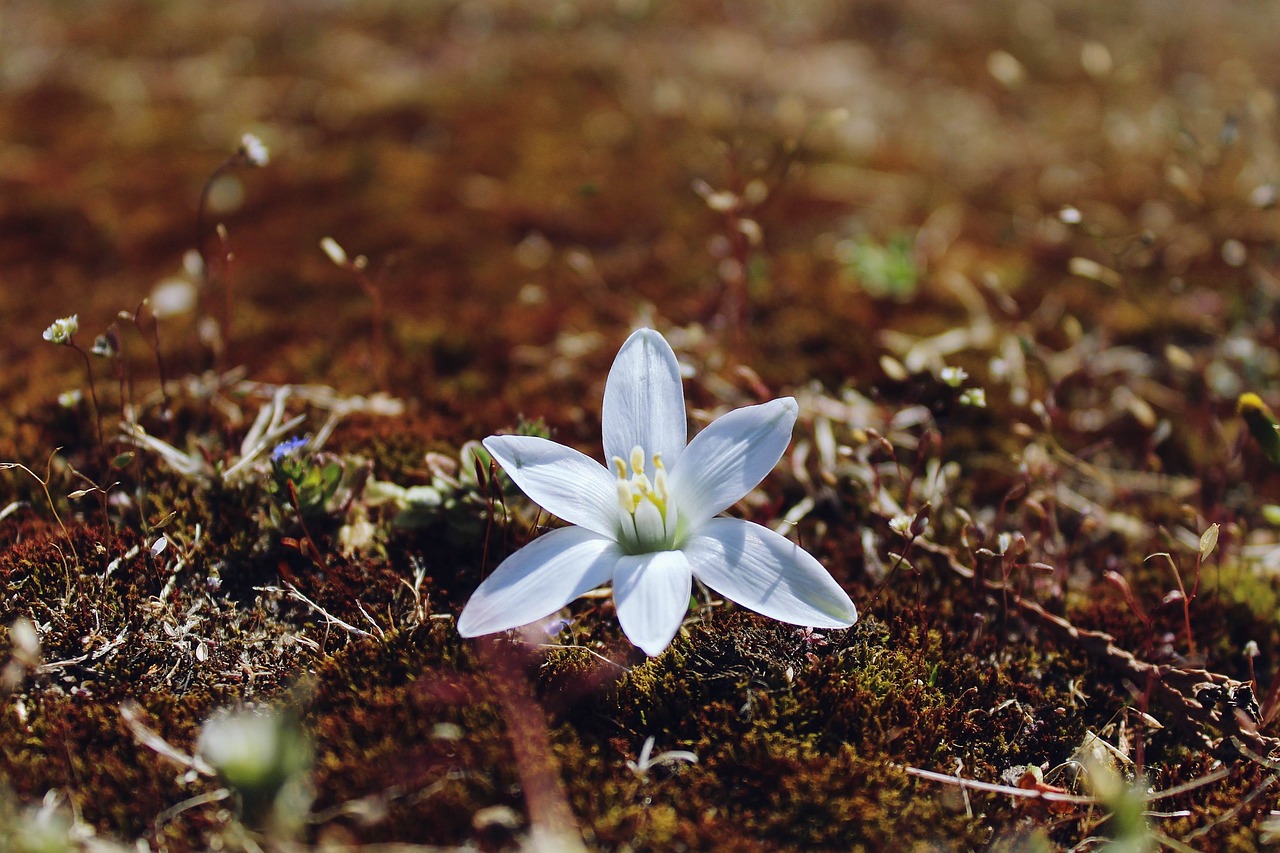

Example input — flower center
[613,445,679,554]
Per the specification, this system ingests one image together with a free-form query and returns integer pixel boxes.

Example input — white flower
[458,328,857,656]
[42,315,78,345]
[888,513,914,537]
[240,132,270,167]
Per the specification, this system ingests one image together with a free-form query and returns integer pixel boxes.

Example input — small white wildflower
[42,315,78,345]
[1058,205,1082,224]
[240,133,270,167]
[889,514,914,537]
[959,388,987,408]
[57,389,83,408]
[939,366,968,388]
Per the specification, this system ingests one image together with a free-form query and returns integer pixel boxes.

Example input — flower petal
[483,435,619,539]
[612,549,693,656]
[684,518,857,628]
[602,329,687,468]
[669,397,798,531]
[457,526,621,636]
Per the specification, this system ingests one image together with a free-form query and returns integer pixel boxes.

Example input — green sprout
[843,233,919,299]
[267,438,344,522]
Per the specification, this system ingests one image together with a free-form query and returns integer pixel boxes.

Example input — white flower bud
[320,237,348,266]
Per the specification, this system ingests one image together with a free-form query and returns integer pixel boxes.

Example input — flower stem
[286,478,331,576]
[70,341,103,445]
[131,301,172,417]
[351,266,386,386]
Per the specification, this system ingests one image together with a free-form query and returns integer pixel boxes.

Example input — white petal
[684,518,856,628]
[457,527,621,636]
[669,397,798,531]
[483,435,619,539]
[612,549,693,656]
[602,329,687,467]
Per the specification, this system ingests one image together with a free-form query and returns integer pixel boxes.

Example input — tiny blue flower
[272,437,308,461]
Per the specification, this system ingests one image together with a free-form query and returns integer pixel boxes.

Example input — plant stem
[286,478,331,576]
[354,267,385,386]
[0,455,78,567]
[69,342,103,444]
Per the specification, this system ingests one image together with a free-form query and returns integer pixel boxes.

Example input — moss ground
[4,1,1280,849]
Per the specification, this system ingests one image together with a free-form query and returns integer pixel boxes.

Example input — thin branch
[904,765,1097,805]
[280,582,370,638]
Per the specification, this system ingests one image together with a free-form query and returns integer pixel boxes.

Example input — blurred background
[3,0,1280,438]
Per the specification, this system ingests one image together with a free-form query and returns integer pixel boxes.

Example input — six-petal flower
[457,328,857,656]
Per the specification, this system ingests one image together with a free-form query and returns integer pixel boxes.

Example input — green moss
[1215,559,1280,625]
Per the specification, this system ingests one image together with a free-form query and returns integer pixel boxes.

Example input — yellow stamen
[613,446,678,552]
